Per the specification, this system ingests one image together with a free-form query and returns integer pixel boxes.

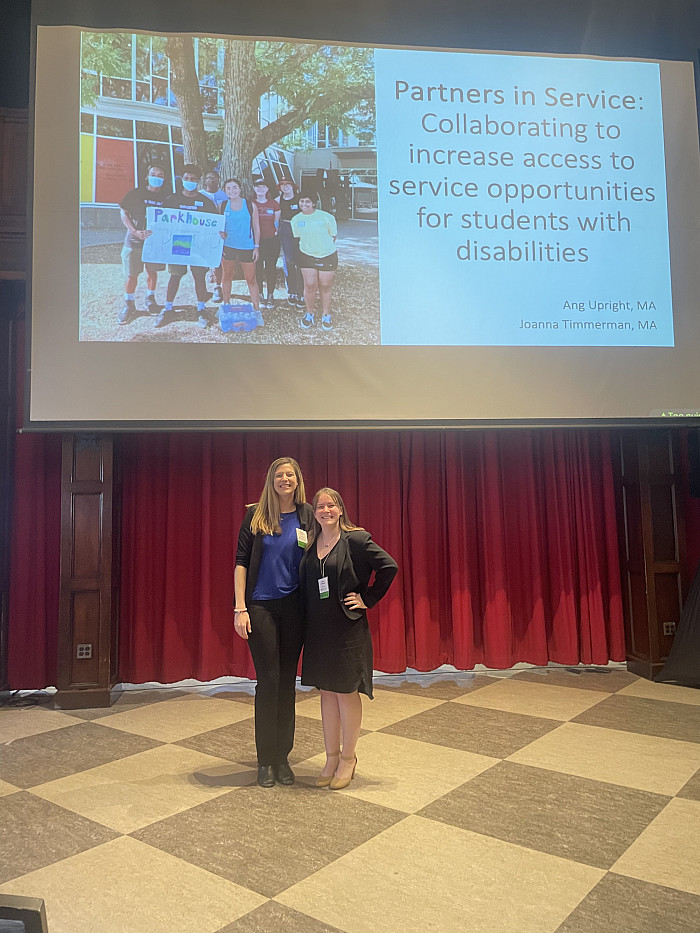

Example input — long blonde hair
[309,487,362,543]
[250,457,306,535]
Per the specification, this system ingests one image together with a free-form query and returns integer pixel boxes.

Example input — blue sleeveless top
[223,200,254,249]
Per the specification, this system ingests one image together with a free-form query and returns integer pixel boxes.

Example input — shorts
[121,243,165,278]
[298,250,338,271]
[167,264,208,275]
[223,246,255,263]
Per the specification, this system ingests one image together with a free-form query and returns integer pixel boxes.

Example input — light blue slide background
[374,48,673,346]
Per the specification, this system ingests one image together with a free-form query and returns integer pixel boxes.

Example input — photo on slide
[79,30,673,348]
[79,31,378,345]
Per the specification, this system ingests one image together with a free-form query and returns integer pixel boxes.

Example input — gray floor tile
[132,783,405,898]
[555,873,700,933]
[380,700,560,758]
[573,695,700,744]
[0,721,162,788]
[0,792,118,884]
[512,667,639,693]
[677,769,700,801]
[216,900,345,933]
[419,760,670,868]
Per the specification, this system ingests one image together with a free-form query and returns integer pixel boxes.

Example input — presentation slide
[27,23,700,426]
[375,50,672,347]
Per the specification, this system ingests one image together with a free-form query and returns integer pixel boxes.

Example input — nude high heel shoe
[329,754,357,790]
[316,751,341,787]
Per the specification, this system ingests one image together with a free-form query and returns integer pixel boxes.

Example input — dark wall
[3,0,700,111]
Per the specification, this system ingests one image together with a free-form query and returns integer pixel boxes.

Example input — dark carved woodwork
[0,283,22,694]
[614,430,687,679]
[56,434,120,708]
[0,108,28,279]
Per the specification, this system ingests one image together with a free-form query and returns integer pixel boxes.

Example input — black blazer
[235,502,315,605]
[300,528,398,621]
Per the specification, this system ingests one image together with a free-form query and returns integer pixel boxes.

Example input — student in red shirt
[252,178,281,311]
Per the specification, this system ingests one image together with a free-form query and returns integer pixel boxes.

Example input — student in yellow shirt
[290,196,338,332]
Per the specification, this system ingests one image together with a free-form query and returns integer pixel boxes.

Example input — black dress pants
[247,591,304,766]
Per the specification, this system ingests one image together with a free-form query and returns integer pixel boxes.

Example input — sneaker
[117,300,136,325]
[264,298,274,310]
[197,312,211,328]
[287,293,297,305]
[295,297,306,309]
[321,313,333,331]
[145,294,161,315]
[299,311,315,330]
[154,308,175,328]
[212,285,223,303]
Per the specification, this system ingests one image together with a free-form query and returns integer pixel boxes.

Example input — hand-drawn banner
[142,206,225,267]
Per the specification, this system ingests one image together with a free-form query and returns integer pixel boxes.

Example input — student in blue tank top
[219,178,262,324]
[234,457,314,787]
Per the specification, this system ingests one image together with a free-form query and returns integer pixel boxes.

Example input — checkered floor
[1,666,700,933]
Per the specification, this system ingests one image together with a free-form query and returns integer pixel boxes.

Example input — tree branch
[253,43,322,100]
[252,82,374,152]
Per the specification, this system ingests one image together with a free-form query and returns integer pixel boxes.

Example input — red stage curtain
[7,419,624,688]
[118,429,625,684]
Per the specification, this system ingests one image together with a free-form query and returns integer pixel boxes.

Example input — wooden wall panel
[0,108,27,280]
[56,434,120,708]
[614,429,687,679]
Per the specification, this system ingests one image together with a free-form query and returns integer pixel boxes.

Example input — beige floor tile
[98,694,254,742]
[0,707,83,743]
[454,678,610,721]
[508,723,700,795]
[617,680,700,707]
[0,779,19,798]
[277,815,603,933]
[295,690,445,731]
[611,798,700,896]
[30,744,246,833]
[0,836,265,933]
[301,731,498,813]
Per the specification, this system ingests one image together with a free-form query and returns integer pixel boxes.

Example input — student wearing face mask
[155,164,220,330]
[118,163,169,325]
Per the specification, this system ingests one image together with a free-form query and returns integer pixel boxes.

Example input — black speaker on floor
[688,428,700,498]
[0,896,48,933]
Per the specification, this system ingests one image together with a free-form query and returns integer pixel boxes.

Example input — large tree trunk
[220,40,261,194]
[166,37,209,177]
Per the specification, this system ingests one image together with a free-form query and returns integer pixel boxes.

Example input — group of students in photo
[235,458,397,789]
[117,164,340,333]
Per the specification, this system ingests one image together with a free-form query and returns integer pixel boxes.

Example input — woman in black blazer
[234,457,314,787]
[300,487,398,789]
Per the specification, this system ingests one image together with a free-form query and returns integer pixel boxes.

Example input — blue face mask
[182,179,198,191]
[147,175,164,188]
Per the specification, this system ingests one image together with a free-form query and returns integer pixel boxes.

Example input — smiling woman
[233,457,314,787]
[300,487,398,790]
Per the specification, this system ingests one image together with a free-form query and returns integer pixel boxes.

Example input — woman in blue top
[219,178,262,322]
[234,457,314,787]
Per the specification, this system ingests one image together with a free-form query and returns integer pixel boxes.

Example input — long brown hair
[309,487,362,543]
[251,457,306,536]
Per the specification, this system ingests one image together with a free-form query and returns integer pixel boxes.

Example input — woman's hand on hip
[234,610,251,639]
[344,592,367,610]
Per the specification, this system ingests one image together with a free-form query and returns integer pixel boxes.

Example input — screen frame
[25,0,700,432]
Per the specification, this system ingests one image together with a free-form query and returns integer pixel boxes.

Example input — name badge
[296,528,308,548]
[318,576,329,599]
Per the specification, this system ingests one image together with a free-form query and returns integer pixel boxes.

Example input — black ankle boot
[275,761,295,785]
[257,764,275,787]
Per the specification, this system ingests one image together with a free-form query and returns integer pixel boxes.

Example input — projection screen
[27,8,700,428]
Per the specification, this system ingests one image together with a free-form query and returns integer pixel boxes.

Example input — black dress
[301,546,375,698]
